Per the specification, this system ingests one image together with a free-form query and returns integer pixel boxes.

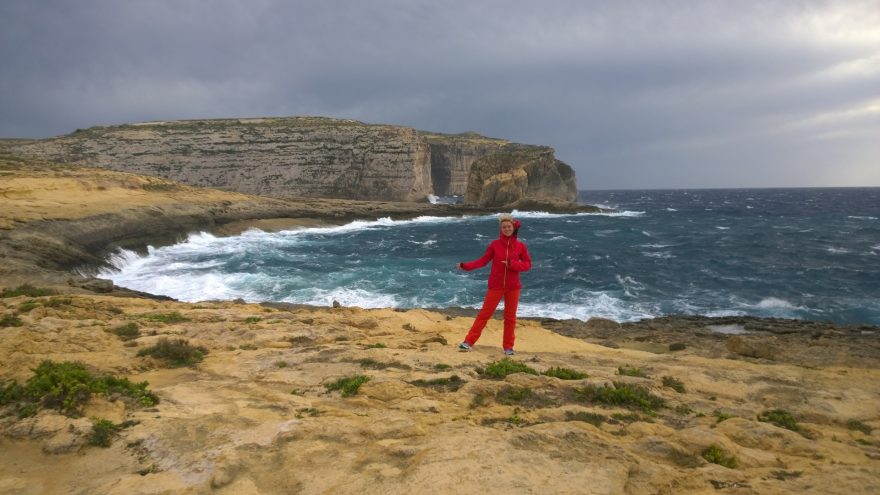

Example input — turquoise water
[102,188,880,325]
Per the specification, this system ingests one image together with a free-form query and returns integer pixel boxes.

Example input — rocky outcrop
[464,146,577,207]
[8,117,580,206]
[420,132,510,196]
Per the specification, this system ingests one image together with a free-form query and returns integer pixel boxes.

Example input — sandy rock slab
[1,295,879,494]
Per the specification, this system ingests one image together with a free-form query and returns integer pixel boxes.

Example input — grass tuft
[366,342,387,349]
[478,358,538,379]
[617,366,649,378]
[702,444,738,468]
[758,409,800,432]
[137,338,207,367]
[661,376,686,393]
[574,382,666,414]
[243,316,262,324]
[409,375,465,392]
[713,410,734,423]
[565,410,606,426]
[325,375,370,397]
[109,322,140,341]
[433,363,452,371]
[138,312,190,324]
[846,419,873,435]
[0,314,24,327]
[0,284,57,298]
[88,418,119,447]
[0,361,157,417]
[542,367,588,380]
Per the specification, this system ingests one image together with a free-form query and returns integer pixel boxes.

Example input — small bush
[366,343,387,349]
[325,375,370,397]
[1,361,158,417]
[0,314,24,327]
[662,376,685,393]
[433,363,452,371]
[109,322,140,341]
[702,444,738,468]
[18,302,39,312]
[0,284,56,298]
[669,343,687,351]
[244,317,262,324]
[714,410,733,423]
[478,358,538,379]
[617,366,649,378]
[137,338,207,367]
[565,410,606,427]
[275,361,288,368]
[297,407,320,418]
[575,382,666,414]
[542,367,588,380]
[758,409,799,432]
[89,418,119,447]
[409,375,465,392]
[43,297,72,308]
[139,312,190,324]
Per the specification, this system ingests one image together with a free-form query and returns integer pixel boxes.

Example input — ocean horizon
[101,187,880,326]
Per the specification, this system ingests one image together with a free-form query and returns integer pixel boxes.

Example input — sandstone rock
[464,146,577,207]
[726,336,779,360]
[9,117,579,205]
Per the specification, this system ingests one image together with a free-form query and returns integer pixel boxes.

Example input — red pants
[463,288,520,350]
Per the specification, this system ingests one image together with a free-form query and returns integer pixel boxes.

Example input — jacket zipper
[503,239,510,289]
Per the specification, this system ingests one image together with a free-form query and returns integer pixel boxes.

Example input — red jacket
[460,221,532,290]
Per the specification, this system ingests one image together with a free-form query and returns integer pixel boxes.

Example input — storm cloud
[1,0,878,189]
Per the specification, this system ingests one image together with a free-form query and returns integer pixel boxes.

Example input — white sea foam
[827,247,850,254]
[428,194,439,204]
[641,251,675,259]
[549,235,573,241]
[408,239,438,246]
[755,297,802,310]
[715,226,730,230]
[848,216,877,220]
[666,208,677,212]
[517,293,653,322]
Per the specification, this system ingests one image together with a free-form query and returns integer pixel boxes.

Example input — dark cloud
[1,0,878,188]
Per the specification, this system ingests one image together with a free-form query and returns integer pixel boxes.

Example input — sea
[100,188,880,326]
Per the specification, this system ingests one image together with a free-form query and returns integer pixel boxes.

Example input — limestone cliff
[464,145,577,207]
[9,117,579,206]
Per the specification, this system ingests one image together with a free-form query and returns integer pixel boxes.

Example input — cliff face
[464,146,578,207]
[10,117,433,202]
[10,117,578,206]
[420,133,509,196]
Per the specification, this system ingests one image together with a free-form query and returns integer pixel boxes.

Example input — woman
[457,213,532,355]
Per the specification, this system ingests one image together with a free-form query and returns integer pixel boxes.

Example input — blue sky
[1,0,878,189]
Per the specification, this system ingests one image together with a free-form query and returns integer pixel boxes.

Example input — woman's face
[500,221,514,237]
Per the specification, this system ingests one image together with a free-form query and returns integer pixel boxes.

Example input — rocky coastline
[1,155,878,494]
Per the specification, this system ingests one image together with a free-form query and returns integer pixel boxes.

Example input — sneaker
[504,348,515,356]
[458,342,472,352]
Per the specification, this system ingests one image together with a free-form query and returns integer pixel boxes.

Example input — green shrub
[139,312,190,324]
[0,314,24,327]
[758,409,799,431]
[565,410,606,427]
[109,322,140,341]
[702,444,738,468]
[575,382,666,414]
[714,410,733,423]
[617,366,649,378]
[0,284,56,298]
[137,338,207,367]
[366,343,387,349]
[243,317,262,324]
[18,301,39,312]
[88,418,119,447]
[43,297,72,308]
[325,375,370,397]
[1,361,158,417]
[662,376,686,393]
[669,343,687,351]
[409,375,465,392]
[478,358,538,379]
[433,363,452,370]
[542,367,588,380]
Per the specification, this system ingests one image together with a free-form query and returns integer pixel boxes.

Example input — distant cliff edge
[8,117,578,206]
